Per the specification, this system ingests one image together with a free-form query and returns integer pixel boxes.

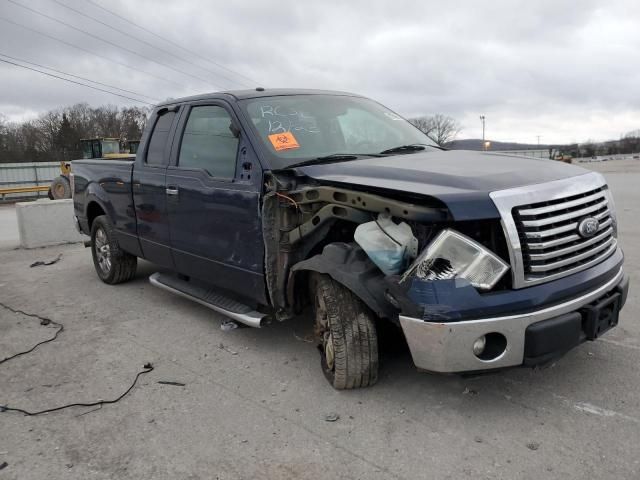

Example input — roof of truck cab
[155,88,362,107]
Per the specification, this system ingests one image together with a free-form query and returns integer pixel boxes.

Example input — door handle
[166,187,179,196]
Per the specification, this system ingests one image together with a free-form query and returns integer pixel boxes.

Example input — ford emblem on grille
[578,217,599,238]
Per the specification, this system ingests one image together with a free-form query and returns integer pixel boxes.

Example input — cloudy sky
[1,0,638,144]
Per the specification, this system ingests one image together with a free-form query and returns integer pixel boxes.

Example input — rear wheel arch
[86,201,106,230]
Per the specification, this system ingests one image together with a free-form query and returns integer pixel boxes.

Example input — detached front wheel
[91,215,137,284]
[311,274,378,389]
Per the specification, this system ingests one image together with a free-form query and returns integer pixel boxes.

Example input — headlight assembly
[400,229,510,290]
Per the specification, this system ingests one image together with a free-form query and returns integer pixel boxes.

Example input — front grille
[512,186,616,282]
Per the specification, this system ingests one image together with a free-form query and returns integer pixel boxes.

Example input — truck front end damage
[261,170,451,320]
[265,169,628,374]
[397,172,628,373]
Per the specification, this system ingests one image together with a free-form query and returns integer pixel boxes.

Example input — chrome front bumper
[399,267,625,373]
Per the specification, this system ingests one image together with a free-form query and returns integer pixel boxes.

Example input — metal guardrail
[0,161,59,201]
[0,185,50,199]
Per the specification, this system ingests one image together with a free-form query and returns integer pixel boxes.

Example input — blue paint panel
[164,100,267,305]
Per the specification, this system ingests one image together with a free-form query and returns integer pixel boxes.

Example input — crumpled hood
[296,149,591,221]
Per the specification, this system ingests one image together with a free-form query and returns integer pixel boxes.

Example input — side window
[178,106,239,178]
[81,141,92,159]
[146,111,176,165]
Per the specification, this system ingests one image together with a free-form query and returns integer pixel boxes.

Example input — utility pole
[480,115,486,151]
[537,135,541,146]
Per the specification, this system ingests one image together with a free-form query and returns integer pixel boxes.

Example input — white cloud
[0,0,638,143]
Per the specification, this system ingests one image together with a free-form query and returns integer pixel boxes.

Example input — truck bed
[72,158,135,237]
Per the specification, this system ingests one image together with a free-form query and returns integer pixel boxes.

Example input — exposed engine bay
[262,171,512,322]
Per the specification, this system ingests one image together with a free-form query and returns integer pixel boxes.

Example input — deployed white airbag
[354,214,418,275]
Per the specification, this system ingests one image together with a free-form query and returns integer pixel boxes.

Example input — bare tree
[0,103,151,163]
[580,140,597,158]
[408,117,436,139]
[35,111,62,154]
[409,114,461,146]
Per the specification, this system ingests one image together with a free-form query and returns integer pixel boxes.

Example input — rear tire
[90,215,137,284]
[311,274,379,389]
[50,176,71,199]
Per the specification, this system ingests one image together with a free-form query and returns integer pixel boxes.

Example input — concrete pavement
[0,204,19,250]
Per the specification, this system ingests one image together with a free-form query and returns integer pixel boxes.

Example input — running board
[149,272,266,328]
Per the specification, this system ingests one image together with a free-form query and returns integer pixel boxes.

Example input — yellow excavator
[48,138,136,199]
[549,148,573,164]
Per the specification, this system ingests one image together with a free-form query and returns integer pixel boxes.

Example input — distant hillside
[447,139,551,151]
[447,133,640,156]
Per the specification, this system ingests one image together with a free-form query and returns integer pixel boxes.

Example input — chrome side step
[149,272,266,328]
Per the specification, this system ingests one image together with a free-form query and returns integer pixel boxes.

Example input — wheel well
[290,242,397,321]
[86,202,105,229]
[306,219,359,258]
[289,220,359,310]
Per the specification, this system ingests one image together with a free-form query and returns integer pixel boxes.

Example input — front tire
[311,274,379,389]
[91,215,137,284]
[50,176,71,199]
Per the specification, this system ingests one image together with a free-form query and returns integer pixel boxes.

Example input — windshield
[101,140,120,155]
[239,94,437,168]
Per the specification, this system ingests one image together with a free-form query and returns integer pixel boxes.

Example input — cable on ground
[0,302,153,416]
[0,303,64,365]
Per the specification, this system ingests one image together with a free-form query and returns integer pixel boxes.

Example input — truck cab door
[165,102,267,305]
[132,107,179,268]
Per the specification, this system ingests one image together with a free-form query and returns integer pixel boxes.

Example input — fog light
[474,332,508,361]
[472,336,486,356]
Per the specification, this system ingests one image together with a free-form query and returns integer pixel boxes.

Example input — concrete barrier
[16,199,86,248]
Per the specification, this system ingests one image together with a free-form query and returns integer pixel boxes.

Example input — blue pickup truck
[72,89,628,389]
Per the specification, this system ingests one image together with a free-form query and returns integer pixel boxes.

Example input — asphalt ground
[1,159,639,479]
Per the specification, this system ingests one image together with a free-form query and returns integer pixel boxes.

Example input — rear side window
[178,106,239,178]
[146,111,176,165]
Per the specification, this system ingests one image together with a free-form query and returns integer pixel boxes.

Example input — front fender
[289,242,398,320]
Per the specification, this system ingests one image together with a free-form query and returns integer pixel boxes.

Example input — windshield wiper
[288,153,381,168]
[379,144,431,155]
[315,153,360,161]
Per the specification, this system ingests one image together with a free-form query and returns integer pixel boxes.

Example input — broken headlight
[400,229,509,290]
